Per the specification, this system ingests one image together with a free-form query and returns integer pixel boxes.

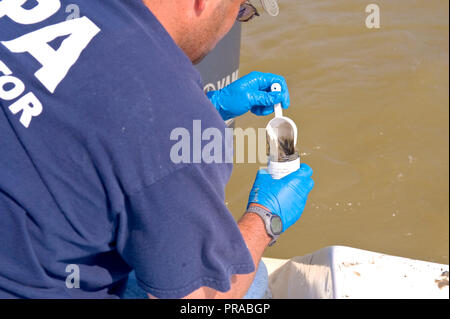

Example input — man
[0,0,314,299]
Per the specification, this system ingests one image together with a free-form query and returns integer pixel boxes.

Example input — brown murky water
[226,0,449,264]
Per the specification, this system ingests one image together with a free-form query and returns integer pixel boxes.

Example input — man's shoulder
[0,0,224,194]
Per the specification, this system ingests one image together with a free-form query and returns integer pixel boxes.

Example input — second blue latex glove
[207,71,290,121]
[247,164,315,233]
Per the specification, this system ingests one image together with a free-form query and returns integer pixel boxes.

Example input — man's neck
[142,0,183,46]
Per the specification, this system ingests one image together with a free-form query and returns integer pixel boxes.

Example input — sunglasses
[237,2,260,22]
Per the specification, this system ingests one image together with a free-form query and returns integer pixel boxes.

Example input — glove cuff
[207,90,234,121]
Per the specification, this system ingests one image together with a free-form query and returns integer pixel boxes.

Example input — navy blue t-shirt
[0,0,254,298]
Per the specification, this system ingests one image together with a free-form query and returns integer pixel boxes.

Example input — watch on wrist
[246,203,283,246]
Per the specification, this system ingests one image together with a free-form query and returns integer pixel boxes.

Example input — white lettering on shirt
[0,4,101,128]
[0,0,61,25]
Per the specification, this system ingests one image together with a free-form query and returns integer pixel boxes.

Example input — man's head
[143,0,249,64]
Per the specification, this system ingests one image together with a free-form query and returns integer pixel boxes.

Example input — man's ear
[194,0,207,15]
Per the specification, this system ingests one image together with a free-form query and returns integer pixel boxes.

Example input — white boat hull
[262,246,449,299]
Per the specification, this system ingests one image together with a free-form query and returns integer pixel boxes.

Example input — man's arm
[148,212,270,299]
[183,212,270,299]
[148,164,314,299]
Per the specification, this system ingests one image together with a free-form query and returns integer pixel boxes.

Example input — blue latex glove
[247,164,314,233]
[207,71,290,121]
